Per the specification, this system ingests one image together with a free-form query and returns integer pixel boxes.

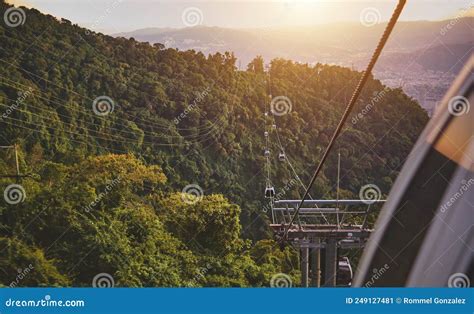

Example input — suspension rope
[265,109,277,222]
[271,114,330,224]
[282,0,407,240]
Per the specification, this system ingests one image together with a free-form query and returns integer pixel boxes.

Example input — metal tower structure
[270,198,385,287]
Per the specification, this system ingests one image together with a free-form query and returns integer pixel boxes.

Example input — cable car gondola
[337,257,353,286]
[265,186,275,198]
[278,152,285,161]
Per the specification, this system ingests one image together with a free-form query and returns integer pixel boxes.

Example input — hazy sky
[7,0,474,34]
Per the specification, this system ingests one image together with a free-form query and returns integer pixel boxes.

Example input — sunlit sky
[6,0,474,34]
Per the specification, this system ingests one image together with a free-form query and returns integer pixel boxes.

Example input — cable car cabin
[272,124,277,129]
[337,257,353,286]
[278,152,285,161]
[264,131,269,137]
[265,187,275,198]
[264,149,270,157]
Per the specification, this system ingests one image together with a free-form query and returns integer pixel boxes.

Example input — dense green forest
[0,1,428,287]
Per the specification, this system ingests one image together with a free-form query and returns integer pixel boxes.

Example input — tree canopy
[0,1,428,287]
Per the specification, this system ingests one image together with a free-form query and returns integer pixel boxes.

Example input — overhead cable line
[0,118,128,154]
[281,0,407,240]
[0,68,223,134]
[271,115,330,224]
[0,103,177,147]
[0,58,225,133]
[0,82,226,144]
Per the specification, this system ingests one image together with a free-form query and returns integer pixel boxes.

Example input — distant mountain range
[114,18,473,71]
[381,43,472,73]
[115,18,473,115]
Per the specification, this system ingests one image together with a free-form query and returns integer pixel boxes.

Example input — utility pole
[14,144,20,178]
[0,144,30,180]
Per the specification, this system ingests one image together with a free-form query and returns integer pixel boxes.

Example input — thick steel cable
[281,0,407,240]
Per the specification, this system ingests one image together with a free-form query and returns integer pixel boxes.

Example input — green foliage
[0,2,429,287]
[247,56,265,74]
[0,237,70,287]
[0,153,294,287]
[158,193,243,253]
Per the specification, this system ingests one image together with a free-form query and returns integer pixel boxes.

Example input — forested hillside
[0,2,428,287]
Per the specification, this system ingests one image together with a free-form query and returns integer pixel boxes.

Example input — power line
[0,117,130,154]
[3,32,190,110]
[0,35,242,144]
[0,82,228,145]
[0,79,200,139]
[281,0,407,240]
[0,73,224,135]
[0,109,226,150]
[0,103,182,147]
[0,95,173,142]
[0,57,225,133]
[0,31,241,133]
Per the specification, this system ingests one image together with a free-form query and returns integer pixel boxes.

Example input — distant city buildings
[375,70,455,116]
